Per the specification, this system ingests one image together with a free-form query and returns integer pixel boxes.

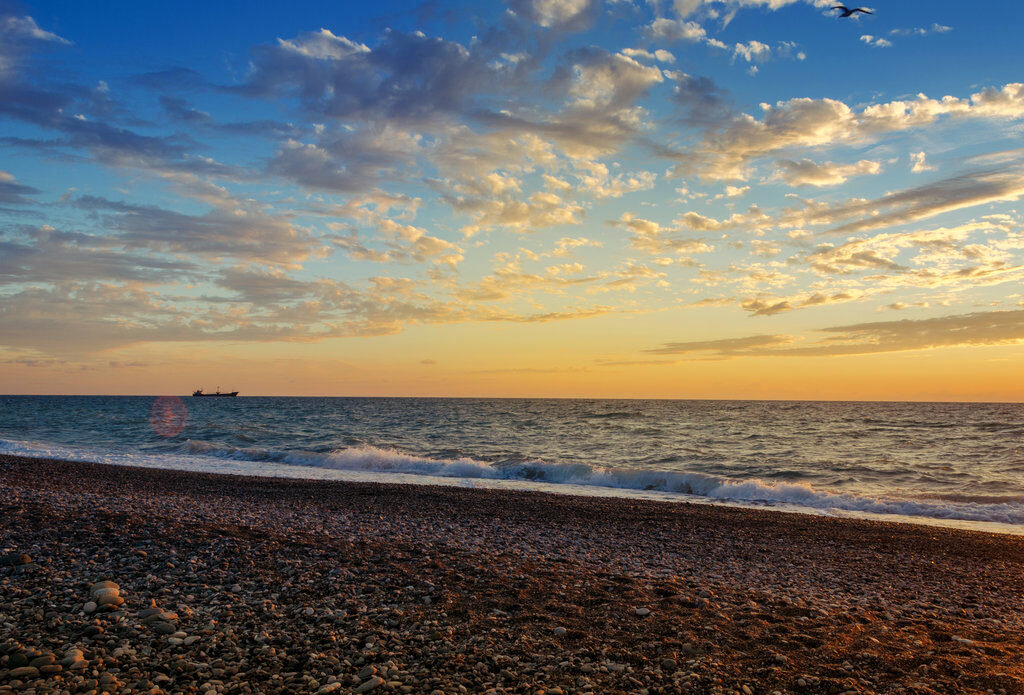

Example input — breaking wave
[178,440,1024,526]
[4,436,1024,528]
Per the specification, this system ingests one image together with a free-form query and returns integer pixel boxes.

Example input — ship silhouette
[192,387,238,397]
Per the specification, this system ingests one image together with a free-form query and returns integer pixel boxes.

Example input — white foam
[3,437,1024,533]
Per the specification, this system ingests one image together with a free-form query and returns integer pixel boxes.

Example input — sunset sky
[2,0,1024,399]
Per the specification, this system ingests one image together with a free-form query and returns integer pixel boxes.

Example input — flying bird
[832,5,873,17]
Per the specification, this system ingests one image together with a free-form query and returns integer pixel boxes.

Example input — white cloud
[2,15,71,45]
[860,35,893,48]
[679,83,1024,181]
[910,151,933,173]
[733,40,772,62]
[890,23,952,37]
[645,18,707,41]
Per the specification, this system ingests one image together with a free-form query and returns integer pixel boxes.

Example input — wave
[4,437,1024,528]
[174,440,1024,526]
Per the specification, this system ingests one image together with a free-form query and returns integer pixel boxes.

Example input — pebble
[83,600,97,614]
[29,654,55,667]
[97,592,125,607]
[355,676,384,693]
[3,456,1023,695]
[61,649,84,666]
[0,552,31,566]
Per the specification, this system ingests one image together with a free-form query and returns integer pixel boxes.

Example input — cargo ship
[192,388,238,397]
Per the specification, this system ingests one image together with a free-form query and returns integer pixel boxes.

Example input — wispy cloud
[647,309,1024,358]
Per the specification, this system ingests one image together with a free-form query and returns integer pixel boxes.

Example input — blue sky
[3,0,1024,397]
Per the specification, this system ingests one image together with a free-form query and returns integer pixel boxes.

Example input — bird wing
[852,7,873,13]
[831,4,850,9]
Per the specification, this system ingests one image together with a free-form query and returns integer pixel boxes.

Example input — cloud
[697,167,1024,244]
[645,18,707,42]
[214,266,316,305]
[819,168,1024,237]
[0,11,70,78]
[806,219,1020,280]
[860,35,892,48]
[674,83,1024,181]
[733,40,772,62]
[669,0,833,18]
[452,189,585,237]
[73,194,320,266]
[575,166,657,198]
[548,236,603,257]
[665,70,732,124]
[0,170,39,204]
[620,48,676,63]
[910,151,933,173]
[331,218,463,268]
[795,309,1024,355]
[455,252,602,301]
[775,158,882,186]
[267,126,421,194]
[1,14,70,46]
[647,19,802,71]
[646,333,792,355]
[0,224,199,285]
[508,0,602,30]
[890,23,952,37]
[240,28,506,124]
[0,10,235,181]
[0,264,620,356]
[646,308,1024,359]
[615,213,716,258]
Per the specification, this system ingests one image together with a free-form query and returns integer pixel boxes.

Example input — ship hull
[192,392,239,397]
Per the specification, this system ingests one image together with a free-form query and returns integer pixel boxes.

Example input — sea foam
[5,436,1023,529]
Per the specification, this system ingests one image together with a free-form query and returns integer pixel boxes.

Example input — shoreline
[3,442,1022,538]
[2,454,1024,694]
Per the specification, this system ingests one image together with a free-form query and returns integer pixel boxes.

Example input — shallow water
[2,396,1023,534]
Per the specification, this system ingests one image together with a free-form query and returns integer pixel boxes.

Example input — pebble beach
[2,454,1023,695]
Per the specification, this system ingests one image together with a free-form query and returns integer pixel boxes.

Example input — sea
[1,395,1023,535]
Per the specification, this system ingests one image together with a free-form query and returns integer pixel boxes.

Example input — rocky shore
[1,454,1023,695]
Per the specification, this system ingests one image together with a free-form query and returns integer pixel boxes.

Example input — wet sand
[2,454,1023,694]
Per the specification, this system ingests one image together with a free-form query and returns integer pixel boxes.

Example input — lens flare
[149,396,187,437]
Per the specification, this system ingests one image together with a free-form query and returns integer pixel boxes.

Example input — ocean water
[1,395,1023,535]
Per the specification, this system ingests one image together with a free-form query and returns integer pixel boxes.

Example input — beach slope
[1,455,1023,694]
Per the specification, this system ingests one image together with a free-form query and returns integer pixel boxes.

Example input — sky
[2,0,1024,400]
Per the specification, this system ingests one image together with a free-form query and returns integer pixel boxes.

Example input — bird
[832,4,873,16]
